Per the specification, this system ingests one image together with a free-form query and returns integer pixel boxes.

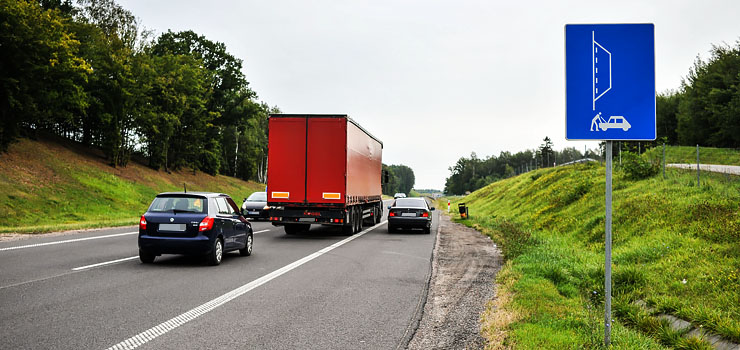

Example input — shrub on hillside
[620,152,659,180]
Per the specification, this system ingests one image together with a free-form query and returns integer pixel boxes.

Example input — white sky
[117,0,740,190]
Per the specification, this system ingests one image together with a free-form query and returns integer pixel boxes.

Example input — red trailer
[267,114,384,235]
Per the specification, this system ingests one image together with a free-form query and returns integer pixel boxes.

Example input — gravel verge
[407,214,503,349]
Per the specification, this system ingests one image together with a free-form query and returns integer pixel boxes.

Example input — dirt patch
[407,214,503,349]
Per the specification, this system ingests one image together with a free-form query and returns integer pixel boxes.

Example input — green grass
[446,161,740,349]
[643,145,740,166]
[0,137,264,233]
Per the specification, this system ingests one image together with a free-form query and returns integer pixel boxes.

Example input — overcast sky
[117,0,740,190]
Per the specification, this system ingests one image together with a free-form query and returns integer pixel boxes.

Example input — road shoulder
[407,213,503,349]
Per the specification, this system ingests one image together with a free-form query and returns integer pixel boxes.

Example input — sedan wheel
[240,234,253,256]
[207,238,224,266]
[139,249,155,264]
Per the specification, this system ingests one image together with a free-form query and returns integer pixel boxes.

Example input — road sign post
[565,23,655,347]
[605,140,613,344]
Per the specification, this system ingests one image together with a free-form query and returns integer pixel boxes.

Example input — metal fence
[652,144,740,187]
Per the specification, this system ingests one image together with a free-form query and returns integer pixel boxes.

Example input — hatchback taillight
[421,212,429,218]
[139,215,147,230]
[199,217,215,232]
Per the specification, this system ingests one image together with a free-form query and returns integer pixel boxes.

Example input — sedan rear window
[149,196,207,213]
[394,198,427,208]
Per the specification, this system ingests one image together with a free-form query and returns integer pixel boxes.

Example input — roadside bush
[620,152,659,180]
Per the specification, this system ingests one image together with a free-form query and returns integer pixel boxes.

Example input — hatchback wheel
[240,234,253,256]
[207,238,224,266]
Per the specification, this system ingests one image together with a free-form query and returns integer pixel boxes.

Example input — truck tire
[374,205,382,224]
[284,225,298,235]
[355,208,362,233]
[342,210,355,236]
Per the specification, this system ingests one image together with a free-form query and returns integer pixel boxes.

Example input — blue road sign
[565,24,656,140]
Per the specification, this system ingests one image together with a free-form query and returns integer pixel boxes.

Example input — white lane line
[253,229,270,234]
[0,232,138,252]
[72,256,139,271]
[105,220,387,350]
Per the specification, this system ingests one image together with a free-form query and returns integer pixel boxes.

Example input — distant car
[241,191,269,220]
[138,192,253,266]
[394,192,407,198]
[387,197,434,234]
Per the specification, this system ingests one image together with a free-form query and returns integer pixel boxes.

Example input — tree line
[443,137,598,195]
[382,164,415,196]
[657,39,740,148]
[1,0,274,181]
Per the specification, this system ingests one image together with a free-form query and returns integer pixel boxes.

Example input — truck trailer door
[306,117,346,204]
[267,117,306,203]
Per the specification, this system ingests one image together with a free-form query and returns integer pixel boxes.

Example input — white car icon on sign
[599,116,631,131]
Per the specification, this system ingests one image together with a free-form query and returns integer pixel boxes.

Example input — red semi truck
[266,114,384,235]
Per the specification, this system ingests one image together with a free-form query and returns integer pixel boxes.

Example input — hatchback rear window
[149,196,207,213]
[247,192,267,202]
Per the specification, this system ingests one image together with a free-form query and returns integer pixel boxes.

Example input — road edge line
[396,211,440,349]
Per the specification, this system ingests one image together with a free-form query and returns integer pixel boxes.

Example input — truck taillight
[139,215,147,230]
[421,212,429,218]
[199,217,215,232]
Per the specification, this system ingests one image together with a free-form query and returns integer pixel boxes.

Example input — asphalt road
[0,200,438,350]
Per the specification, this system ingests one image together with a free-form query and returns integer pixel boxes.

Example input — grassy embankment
[0,137,264,233]
[446,159,739,349]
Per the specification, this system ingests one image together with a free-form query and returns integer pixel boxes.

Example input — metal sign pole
[605,140,613,346]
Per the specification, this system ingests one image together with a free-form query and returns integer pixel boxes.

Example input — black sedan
[138,192,253,266]
[241,191,269,220]
[387,197,434,234]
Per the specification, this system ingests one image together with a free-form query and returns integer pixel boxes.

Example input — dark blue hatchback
[138,192,253,266]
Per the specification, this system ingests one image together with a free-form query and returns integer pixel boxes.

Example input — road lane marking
[105,220,388,350]
[253,229,270,234]
[0,232,138,252]
[72,256,139,271]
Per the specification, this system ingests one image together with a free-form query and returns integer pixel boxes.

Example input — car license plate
[401,212,417,217]
[159,224,186,231]
[248,211,259,215]
[299,218,315,222]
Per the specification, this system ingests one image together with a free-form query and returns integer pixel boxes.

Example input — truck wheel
[355,208,362,233]
[375,205,382,224]
[284,224,299,235]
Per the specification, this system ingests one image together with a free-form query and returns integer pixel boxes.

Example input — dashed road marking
[0,232,138,252]
[72,256,139,271]
[105,221,387,350]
